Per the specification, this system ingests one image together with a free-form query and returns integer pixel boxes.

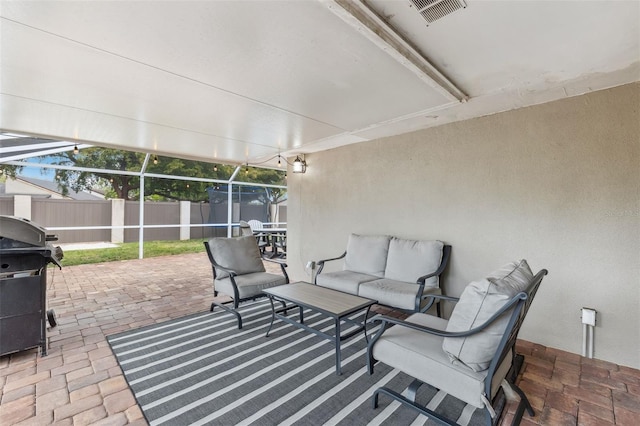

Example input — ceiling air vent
[409,0,466,24]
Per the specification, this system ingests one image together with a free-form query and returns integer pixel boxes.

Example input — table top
[263,282,376,316]
[253,228,287,233]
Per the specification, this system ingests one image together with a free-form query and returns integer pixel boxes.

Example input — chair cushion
[358,278,423,310]
[315,270,377,295]
[207,236,265,279]
[215,272,287,300]
[384,238,444,287]
[344,234,391,277]
[442,260,533,372]
[371,313,513,408]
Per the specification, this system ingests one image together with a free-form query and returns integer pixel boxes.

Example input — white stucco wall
[286,83,640,369]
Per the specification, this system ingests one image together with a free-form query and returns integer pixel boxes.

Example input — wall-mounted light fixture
[292,155,306,173]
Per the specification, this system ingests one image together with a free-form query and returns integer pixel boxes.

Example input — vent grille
[409,0,466,24]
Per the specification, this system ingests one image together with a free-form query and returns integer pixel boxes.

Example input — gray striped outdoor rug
[107,299,491,426]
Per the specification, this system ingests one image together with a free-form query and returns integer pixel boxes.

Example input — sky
[19,165,55,180]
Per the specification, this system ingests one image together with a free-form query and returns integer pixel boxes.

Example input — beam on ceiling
[327,0,468,102]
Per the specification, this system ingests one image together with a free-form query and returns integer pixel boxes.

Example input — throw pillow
[442,259,533,372]
[207,236,265,279]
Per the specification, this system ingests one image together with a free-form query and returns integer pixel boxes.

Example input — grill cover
[0,216,62,356]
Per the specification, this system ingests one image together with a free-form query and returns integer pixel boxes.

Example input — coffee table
[263,282,376,375]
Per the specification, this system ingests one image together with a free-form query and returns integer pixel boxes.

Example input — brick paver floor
[1,252,638,425]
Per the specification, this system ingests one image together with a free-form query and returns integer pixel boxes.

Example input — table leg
[335,318,342,375]
[363,305,372,343]
[265,296,276,337]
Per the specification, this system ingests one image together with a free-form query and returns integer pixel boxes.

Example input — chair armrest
[419,293,459,313]
[264,257,287,267]
[315,251,347,283]
[264,258,290,283]
[371,291,527,339]
[316,251,347,267]
[209,259,238,277]
[421,294,460,303]
[416,244,451,285]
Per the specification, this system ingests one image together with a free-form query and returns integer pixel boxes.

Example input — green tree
[49,147,285,201]
[0,164,22,179]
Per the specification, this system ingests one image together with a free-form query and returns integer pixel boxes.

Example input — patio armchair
[367,260,548,425]
[204,235,289,329]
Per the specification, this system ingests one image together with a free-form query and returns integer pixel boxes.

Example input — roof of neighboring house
[3,176,104,201]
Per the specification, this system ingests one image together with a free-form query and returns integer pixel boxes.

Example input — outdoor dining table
[253,228,287,257]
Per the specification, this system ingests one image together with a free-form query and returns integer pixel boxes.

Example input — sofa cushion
[358,278,423,310]
[384,238,444,287]
[207,236,265,279]
[316,270,377,295]
[442,259,533,372]
[343,234,391,278]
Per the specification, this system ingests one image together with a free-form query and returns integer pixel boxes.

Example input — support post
[179,201,191,240]
[14,195,32,219]
[111,199,125,243]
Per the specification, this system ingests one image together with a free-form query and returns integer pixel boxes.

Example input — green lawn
[60,239,207,266]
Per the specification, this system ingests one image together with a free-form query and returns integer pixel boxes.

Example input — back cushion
[442,259,533,372]
[207,236,265,279]
[385,238,444,286]
[344,234,391,277]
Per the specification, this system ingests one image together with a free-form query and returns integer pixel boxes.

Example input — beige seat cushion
[216,272,287,299]
[358,278,440,310]
[372,313,512,408]
[316,270,377,295]
[442,259,533,372]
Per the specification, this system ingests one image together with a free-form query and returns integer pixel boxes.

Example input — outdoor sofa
[314,234,451,315]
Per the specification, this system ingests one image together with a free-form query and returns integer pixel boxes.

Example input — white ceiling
[1,0,638,168]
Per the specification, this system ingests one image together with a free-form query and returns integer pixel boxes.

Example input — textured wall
[286,83,640,369]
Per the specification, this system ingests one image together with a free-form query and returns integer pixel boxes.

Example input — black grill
[0,216,62,356]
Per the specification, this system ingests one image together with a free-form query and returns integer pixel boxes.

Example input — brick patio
[0,253,638,425]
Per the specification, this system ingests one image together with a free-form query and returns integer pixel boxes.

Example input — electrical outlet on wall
[581,307,597,326]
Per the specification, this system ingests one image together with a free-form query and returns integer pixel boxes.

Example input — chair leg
[436,301,442,317]
[372,387,455,426]
[211,301,243,329]
[406,378,424,403]
[510,382,535,424]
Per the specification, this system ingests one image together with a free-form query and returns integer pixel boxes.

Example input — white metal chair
[245,220,270,254]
